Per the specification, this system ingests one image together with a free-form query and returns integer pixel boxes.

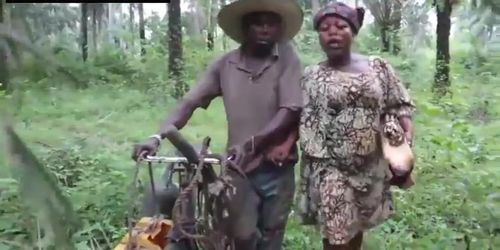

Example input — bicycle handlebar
[145,127,247,178]
[145,155,221,164]
[163,125,200,164]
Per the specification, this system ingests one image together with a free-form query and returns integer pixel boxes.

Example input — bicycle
[115,126,245,250]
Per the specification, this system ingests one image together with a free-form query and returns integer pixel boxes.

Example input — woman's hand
[399,116,413,146]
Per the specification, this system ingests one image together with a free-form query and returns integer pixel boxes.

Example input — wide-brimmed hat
[217,0,304,43]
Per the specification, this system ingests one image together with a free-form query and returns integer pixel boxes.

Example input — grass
[0,44,499,249]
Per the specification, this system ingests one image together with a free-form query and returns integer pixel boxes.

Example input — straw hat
[217,0,304,43]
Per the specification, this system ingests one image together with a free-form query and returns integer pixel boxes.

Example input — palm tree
[220,0,227,50]
[0,0,9,92]
[432,0,460,96]
[138,3,145,56]
[168,0,187,99]
[207,0,218,51]
[363,0,404,54]
[80,3,88,62]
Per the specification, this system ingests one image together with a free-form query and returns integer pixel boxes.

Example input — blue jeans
[223,160,296,250]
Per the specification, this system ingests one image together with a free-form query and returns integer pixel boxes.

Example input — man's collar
[228,43,280,64]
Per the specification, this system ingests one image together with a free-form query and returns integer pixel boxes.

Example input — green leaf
[421,101,443,116]
[486,192,500,217]
[2,122,80,250]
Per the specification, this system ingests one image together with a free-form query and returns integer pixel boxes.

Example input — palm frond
[479,0,500,14]
[0,23,82,85]
[2,121,80,249]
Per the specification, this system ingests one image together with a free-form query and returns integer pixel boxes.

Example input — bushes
[1,19,499,249]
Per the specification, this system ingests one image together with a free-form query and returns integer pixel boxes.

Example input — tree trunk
[311,0,320,13]
[81,3,88,62]
[207,0,217,50]
[168,0,187,99]
[138,3,145,56]
[486,23,493,40]
[91,6,97,55]
[0,0,3,23]
[108,3,120,47]
[300,0,311,10]
[97,4,104,45]
[363,0,394,52]
[220,0,227,50]
[189,0,203,39]
[0,0,9,92]
[380,24,390,52]
[434,0,452,96]
[391,1,402,55]
[115,3,122,47]
[128,3,135,52]
[164,3,169,51]
[107,3,113,43]
[129,4,134,33]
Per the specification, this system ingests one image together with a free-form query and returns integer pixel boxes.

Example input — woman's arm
[379,58,416,145]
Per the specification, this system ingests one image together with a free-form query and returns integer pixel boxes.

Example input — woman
[297,2,416,250]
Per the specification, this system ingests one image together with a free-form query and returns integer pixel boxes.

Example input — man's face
[243,12,282,46]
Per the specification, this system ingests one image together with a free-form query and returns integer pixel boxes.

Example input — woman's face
[317,15,353,58]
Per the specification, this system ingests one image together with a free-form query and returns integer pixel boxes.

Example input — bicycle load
[114,126,246,250]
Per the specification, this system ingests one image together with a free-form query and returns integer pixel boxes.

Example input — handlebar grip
[163,125,199,164]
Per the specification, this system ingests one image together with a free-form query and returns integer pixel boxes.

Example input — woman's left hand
[399,116,413,147]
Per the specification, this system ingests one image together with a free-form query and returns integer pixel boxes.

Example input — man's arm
[156,59,222,140]
[380,58,415,146]
[250,108,300,154]
[156,98,199,139]
[250,43,303,154]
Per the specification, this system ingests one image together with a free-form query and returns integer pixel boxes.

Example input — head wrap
[313,1,365,34]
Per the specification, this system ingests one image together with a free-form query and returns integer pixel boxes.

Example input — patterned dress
[297,56,416,245]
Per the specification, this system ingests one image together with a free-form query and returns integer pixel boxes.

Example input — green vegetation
[0,2,499,250]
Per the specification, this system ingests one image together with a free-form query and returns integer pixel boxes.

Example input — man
[132,0,304,249]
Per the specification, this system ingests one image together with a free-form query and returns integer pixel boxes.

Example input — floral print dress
[297,56,416,245]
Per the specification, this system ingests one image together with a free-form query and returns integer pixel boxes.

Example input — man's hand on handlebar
[131,137,160,161]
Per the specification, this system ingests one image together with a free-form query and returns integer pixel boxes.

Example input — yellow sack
[114,217,173,250]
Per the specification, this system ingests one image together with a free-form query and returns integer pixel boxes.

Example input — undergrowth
[0,28,499,250]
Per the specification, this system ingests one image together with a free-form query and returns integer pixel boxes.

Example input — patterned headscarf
[313,1,365,34]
